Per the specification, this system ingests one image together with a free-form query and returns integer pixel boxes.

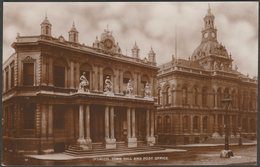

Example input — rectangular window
[23,104,36,129]
[53,105,65,129]
[54,66,65,87]
[23,63,34,86]
[11,66,14,88]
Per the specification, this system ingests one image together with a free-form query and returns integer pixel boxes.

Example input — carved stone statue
[144,82,151,98]
[126,79,133,95]
[104,76,113,94]
[78,72,89,92]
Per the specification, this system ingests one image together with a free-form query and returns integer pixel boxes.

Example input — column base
[146,136,155,146]
[77,138,90,150]
[85,138,92,150]
[105,138,116,149]
[127,137,137,148]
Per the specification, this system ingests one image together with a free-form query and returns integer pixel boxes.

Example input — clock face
[104,39,113,49]
[204,33,208,38]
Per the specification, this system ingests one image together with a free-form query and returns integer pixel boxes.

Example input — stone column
[132,108,136,138]
[105,106,109,139]
[48,57,53,86]
[134,73,138,95]
[114,69,119,94]
[110,107,115,139]
[151,110,155,137]
[127,108,131,138]
[93,65,98,91]
[105,106,116,149]
[75,62,80,89]
[70,61,74,89]
[41,57,47,86]
[77,105,87,148]
[99,66,103,92]
[146,110,155,146]
[146,110,150,138]
[119,70,124,94]
[128,108,137,148]
[85,105,92,149]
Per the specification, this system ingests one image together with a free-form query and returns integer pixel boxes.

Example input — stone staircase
[65,141,165,157]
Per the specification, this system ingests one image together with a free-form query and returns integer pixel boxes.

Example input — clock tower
[201,5,217,43]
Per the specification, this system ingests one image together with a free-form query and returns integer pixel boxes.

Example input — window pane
[23,63,34,86]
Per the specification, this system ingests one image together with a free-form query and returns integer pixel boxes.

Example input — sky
[3,2,258,77]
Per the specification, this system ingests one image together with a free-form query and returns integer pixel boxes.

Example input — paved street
[2,144,257,165]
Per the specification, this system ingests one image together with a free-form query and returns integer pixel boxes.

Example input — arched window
[194,87,198,105]
[182,86,188,105]
[202,87,207,107]
[203,116,208,130]
[193,116,199,130]
[183,116,189,130]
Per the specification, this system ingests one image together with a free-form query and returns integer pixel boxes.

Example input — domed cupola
[191,5,233,71]
[41,14,52,36]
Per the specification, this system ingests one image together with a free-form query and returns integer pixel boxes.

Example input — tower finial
[73,20,75,27]
[208,3,211,14]
[45,12,48,19]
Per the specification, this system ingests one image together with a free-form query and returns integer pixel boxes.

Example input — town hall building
[156,7,257,145]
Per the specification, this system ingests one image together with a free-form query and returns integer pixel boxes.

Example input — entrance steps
[65,142,164,157]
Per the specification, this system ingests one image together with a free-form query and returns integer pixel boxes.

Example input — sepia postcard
[2,1,258,166]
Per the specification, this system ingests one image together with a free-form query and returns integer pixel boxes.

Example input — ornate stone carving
[126,79,134,96]
[144,82,152,98]
[78,72,89,93]
[104,76,114,95]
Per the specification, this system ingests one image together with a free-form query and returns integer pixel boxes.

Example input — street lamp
[220,94,234,158]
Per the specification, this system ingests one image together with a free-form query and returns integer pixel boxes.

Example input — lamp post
[220,95,233,158]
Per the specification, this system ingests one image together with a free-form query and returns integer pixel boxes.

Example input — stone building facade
[2,16,158,154]
[156,7,258,145]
